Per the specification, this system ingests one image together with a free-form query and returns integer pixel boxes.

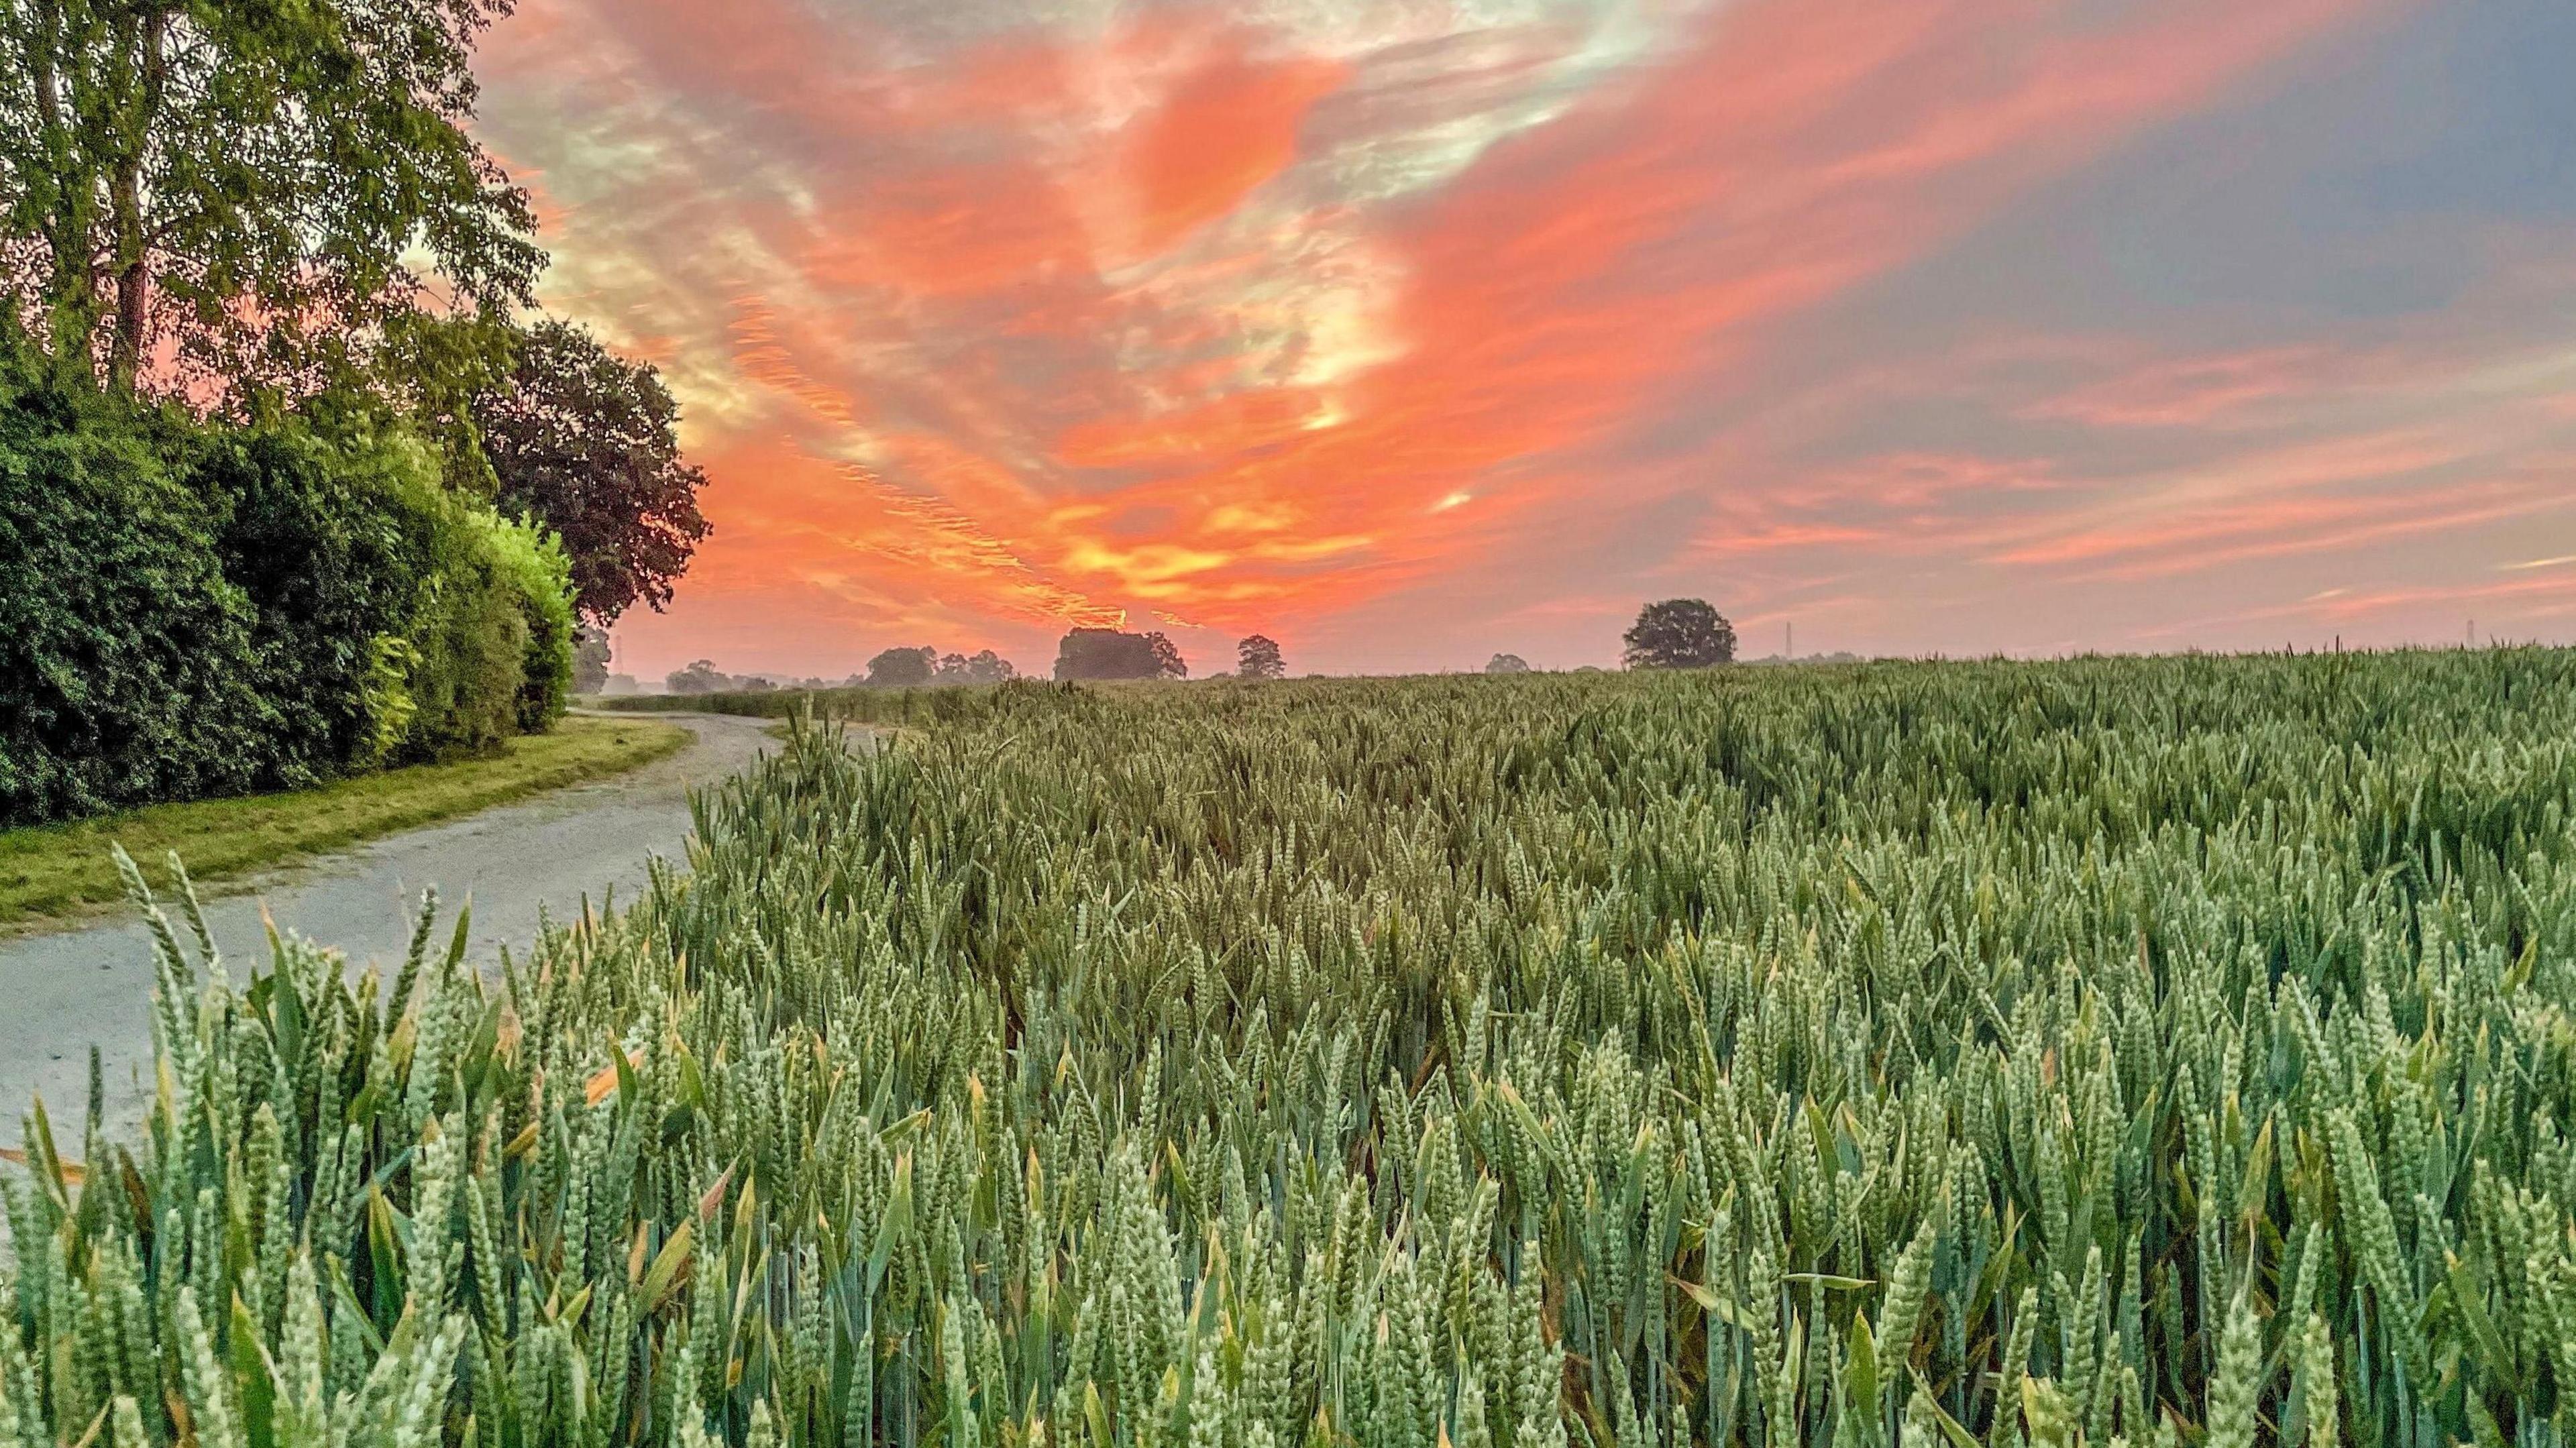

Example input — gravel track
[0,712,781,1141]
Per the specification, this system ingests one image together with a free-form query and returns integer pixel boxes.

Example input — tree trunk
[26,0,97,365]
[107,5,170,390]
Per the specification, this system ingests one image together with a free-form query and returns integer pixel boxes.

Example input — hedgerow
[0,339,580,824]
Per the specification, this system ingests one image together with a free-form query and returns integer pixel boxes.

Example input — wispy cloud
[472,0,2576,676]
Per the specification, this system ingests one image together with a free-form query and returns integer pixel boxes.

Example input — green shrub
[0,351,280,825]
[194,425,448,777]
[199,425,579,767]
[392,498,532,761]
[478,507,577,731]
[0,333,585,820]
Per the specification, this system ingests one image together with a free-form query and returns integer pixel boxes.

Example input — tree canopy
[477,320,711,626]
[1622,599,1737,669]
[0,0,539,395]
[868,646,936,687]
[934,649,1017,684]
[1055,628,1187,681]
[1236,634,1285,679]
[1485,653,1531,675]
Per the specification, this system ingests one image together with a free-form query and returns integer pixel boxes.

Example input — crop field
[7,651,2576,1448]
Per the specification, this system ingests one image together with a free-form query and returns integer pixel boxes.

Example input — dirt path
[0,712,781,1141]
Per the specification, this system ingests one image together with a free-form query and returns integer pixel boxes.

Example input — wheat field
[9,651,2576,1448]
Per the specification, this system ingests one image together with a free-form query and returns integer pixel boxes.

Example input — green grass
[0,713,690,929]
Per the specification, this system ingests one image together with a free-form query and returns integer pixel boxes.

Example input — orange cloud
[1112,42,1346,262]
[482,0,2576,679]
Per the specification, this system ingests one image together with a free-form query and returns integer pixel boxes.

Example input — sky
[474,0,2576,679]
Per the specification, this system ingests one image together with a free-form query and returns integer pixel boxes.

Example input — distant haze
[477,0,2576,678]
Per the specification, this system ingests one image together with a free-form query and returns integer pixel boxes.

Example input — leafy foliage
[1623,598,1737,669]
[194,425,449,775]
[934,650,1018,685]
[0,0,539,393]
[0,356,274,822]
[478,505,577,734]
[869,647,937,687]
[574,631,613,694]
[14,651,2576,1448]
[1236,634,1285,679]
[1485,652,1532,674]
[478,321,712,626]
[0,0,657,822]
[386,496,574,759]
[0,340,578,822]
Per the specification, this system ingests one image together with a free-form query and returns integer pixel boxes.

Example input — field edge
[0,714,694,933]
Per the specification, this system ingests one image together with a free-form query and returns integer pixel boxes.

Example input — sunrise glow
[478,0,2576,677]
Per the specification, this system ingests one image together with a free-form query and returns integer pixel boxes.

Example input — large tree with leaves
[1622,598,1737,669]
[474,319,711,626]
[0,0,540,394]
[1236,634,1285,679]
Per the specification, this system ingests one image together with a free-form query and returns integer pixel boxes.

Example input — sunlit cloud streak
[474,0,2576,677]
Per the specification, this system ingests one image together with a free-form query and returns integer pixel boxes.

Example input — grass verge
[0,714,691,930]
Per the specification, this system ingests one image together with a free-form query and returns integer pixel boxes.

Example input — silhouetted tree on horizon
[1623,600,1736,669]
[1238,634,1285,679]
[1055,628,1188,681]
[667,660,730,695]
[933,649,1018,684]
[868,646,936,686]
[1485,653,1531,675]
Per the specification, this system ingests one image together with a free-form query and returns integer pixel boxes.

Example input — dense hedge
[0,366,280,822]
[0,344,577,827]
[197,425,447,779]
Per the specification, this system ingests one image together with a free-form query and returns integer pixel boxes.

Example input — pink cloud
[469,0,2576,679]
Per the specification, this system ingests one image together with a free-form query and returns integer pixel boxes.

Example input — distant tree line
[663,647,1022,695]
[0,1,712,826]
[650,599,1763,708]
[867,647,1020,687]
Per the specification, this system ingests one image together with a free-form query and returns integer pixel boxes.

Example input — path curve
[0,711,782,1141]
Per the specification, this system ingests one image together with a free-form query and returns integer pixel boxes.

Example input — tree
[1146,632,1187,679]
[867,646,935,687]
[1484,653,1531,675]
[1054,628,1163,681]
[933,649,1016,684]
[0,0,541,394]
[1623,600,1737,669]
[666,660,730,695]
[476,321,712,626]
[1236,634,1285,679]
[572,630,611,694]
